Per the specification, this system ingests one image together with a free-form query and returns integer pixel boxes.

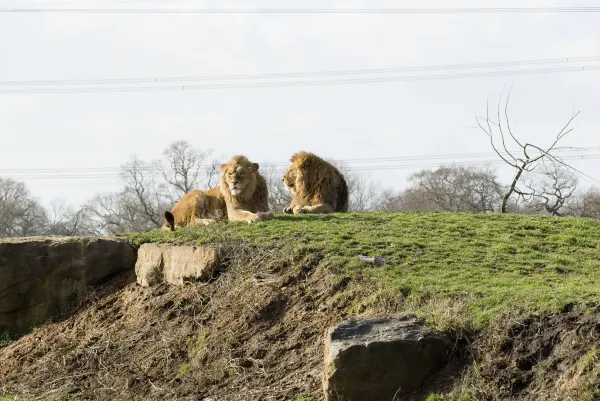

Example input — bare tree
[84,190,160,235]
[120,157,166,227]
[406,165,502,213]
[84,142,218,234]
[44,198,89,236]
[380,187,443,212]
[155,141,219,202]
[569,187,600,219]
[0,178,47,238]
[83,193,123,235]
[333,162,387,212]
[372,188,401,212]
[262,165,293,213]
[524,163,578,216]
[347,173,384,212]
[476,91,579,213]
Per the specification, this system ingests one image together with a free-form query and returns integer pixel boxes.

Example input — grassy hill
[128,212,600,332]
[1,212,599,401]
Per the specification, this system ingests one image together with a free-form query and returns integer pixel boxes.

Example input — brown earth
[463,307,600,401]
[0,245,349,401]
[0,243,599,401]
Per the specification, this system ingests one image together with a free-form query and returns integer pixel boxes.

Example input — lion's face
[221,158,259,198]
[282,166,297,196]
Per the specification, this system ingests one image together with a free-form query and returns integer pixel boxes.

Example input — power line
[2,56,599,87]
[2,7,600,14]
[5,153,600,180]
[1,65,599,94]
[3,147,599,174]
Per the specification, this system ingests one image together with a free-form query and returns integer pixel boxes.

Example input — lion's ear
[221,163,228,172]
[164,211,175,231]
[252,163,259,171]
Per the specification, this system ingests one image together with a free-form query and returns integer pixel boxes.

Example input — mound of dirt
[1,239,599,401]
[0,245,350,401]
[464,308,600,401]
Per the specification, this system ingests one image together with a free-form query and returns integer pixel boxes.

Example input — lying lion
[282,151,348,214]
[162,155,274,230]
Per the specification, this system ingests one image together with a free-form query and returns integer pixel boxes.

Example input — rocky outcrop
[0,236,135,332]
[323,314,452,401]
[135,243,218,287]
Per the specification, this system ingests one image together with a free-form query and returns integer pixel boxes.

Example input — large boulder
[323,314,452,401]
[135,243,218,287]
[0,236,135,332]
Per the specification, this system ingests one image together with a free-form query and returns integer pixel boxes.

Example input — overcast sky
[1,0,599,207]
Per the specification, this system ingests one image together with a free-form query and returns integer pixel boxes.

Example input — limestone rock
[0,236,135,332]
[135,243,218,287]
[323,314,451,401]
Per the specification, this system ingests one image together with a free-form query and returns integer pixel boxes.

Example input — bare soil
[0,249,349,401]
[1,249,599,401]
[463,307,600,401]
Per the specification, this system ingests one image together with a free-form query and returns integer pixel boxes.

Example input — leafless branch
[477,91,581,213]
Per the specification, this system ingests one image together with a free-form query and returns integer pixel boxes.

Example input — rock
[323,314,451,401]
[135,244,218,287]
[0,236,135,332]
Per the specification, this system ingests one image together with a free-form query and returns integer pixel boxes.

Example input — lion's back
[172,188,226,224]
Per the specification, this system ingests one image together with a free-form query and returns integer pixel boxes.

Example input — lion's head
[220,155,260,200]
[282,165,297,196]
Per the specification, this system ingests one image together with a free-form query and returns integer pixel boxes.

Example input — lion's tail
[337,174,349,212]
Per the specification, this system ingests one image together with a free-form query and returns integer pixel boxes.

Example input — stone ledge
[0,236,135,332]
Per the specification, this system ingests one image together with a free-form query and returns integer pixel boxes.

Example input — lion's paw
[283,206,293,214]
[292,205,307,214]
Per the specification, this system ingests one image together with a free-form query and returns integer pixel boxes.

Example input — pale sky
[1,0,599,207]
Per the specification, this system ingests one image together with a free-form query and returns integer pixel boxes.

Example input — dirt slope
[0,248,345,401]
[462,308,600,401]
[1,258,599,401]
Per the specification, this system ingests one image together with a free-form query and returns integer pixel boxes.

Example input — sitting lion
[282,151,348,214]
[162,155,273,230]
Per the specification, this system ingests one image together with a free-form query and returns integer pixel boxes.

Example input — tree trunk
[501,166,524,213]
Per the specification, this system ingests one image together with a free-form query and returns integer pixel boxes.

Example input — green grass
[125,212,600,330]
[425,393,472,401]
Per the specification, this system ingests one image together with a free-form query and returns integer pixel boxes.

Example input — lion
[162,155,273,231]
[282,151,348,214]
[162,187,226,231]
